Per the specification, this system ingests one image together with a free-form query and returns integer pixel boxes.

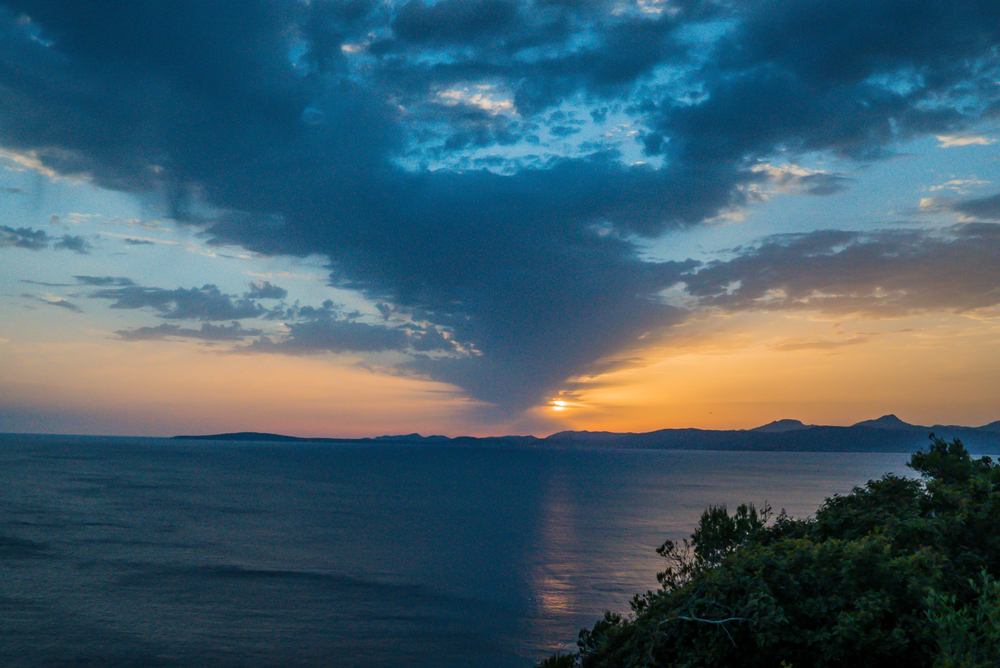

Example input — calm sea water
[0,434,914,667]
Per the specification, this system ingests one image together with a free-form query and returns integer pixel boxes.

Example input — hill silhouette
[176,416,1000,452]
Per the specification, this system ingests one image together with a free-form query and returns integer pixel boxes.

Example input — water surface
[0,434,914,667]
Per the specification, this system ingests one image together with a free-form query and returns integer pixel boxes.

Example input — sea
[0,434,915,667]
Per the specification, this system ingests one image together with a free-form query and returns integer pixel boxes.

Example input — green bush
[541,437,1000,668]
[926,570,1000,668]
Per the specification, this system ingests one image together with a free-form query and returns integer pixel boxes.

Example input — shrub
[541,437,1000,668]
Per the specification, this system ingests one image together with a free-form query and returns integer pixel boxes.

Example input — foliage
[656,502,770,590]
[539,436,1000,668]
[926,570,1000,668]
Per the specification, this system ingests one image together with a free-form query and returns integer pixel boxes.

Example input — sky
[1,0,999,438]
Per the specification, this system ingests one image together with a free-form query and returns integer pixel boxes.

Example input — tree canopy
[541,436,1000,668]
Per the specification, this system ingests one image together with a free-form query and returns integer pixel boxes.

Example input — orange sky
[3,301,998,437]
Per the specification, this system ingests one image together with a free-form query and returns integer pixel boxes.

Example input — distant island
[175,414,1000,452]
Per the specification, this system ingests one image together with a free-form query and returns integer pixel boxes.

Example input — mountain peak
[750,419,811,433]
[979,420,1000,433]
[852,414,920,430]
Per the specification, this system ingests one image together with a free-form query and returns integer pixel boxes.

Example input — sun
[551,400,569,411]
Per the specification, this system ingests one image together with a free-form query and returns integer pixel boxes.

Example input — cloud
[238,318,410,355]
[53,234,92,253]
[89,284,265,320]
[246,280,288,300]
[116,321,260,342]
[915,197,951,214]
[683,224,1000,317]
[21,279,72,287]
[936,135,997,147]
[646,0,999,164]
[953,193,1000,221]
[797,173,851,197]
[752,163,852,196]
[1,0,998,417]
[770,334,873,352]
[1,225,49,250]
[928,179,989,195]
[95,277,471,358]
[74,275,137,287]
[43,297,83,313]
[406,324,457,353]
[438,86,516,116]
[391,0,520,46]
[0,226,92,253]
[22,292,84,312]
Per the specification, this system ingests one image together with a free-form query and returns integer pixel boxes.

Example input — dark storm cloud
[683,224,1000,316]
[729,0,1000,87]
[654,68,948,164]
[380,8,695,116]
[1,0,997,416]
[391,0,519,45]
[646,0,999,163]
[200,156,738,408]
[90,285,265,321]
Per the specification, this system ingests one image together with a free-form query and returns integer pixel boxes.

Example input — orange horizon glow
[3,307,997,438]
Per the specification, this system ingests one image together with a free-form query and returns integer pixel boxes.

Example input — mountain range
[176,415,1000,453]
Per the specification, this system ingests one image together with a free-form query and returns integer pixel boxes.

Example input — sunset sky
[1,0,999,437]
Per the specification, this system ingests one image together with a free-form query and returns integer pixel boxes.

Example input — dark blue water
[0,434,913,667]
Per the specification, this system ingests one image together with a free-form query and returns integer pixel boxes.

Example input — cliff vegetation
[541,437,1000,668]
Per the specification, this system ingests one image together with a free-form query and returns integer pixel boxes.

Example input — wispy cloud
[936,135,997,148]
[770,334,874,352]
[116,321,260,342]
[26,292,84,313]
